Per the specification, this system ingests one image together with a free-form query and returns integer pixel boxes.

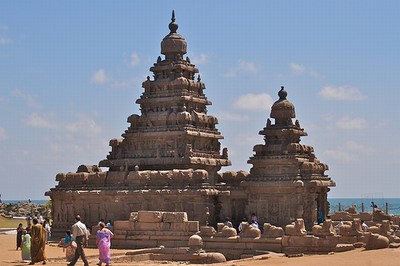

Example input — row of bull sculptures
[212,218,400,250]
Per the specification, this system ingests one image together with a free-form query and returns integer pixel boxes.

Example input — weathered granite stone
[263,223,284,238]
[216,223,237,237]
[335,244,355,252]
[239,222,261,238]
[339,219,363,237]
[312,219,336,237]
[285,219,307,236]
[365,233,389,250]
[163,212,188,223]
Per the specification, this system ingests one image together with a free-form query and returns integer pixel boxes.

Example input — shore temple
[46,11,335,236]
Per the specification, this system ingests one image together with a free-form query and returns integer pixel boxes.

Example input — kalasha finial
[278,86,287,101]
[169,10,178,33]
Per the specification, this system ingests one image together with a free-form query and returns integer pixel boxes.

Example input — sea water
[329,198,400,216]
[2,199,400,216]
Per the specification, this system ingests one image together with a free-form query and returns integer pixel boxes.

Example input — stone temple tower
[242,87,335,230]
[99,10,230,182]
[47,11,231,235]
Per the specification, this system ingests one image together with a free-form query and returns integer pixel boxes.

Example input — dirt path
[1,234,399,266]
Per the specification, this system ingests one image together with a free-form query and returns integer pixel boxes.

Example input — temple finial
[278,86,287,100]
[169,10,178,34]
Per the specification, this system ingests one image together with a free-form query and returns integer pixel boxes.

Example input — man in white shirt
[68,215,89,266]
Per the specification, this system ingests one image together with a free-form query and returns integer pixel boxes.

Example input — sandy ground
[1,233,399,266]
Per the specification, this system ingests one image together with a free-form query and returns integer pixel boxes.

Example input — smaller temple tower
[243,87,335,230]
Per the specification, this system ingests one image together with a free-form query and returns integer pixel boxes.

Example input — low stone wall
[101,212,399,260]
[108,211,199,249]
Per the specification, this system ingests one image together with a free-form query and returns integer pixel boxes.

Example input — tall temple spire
[161,10,187,59]
[169,10,178,34]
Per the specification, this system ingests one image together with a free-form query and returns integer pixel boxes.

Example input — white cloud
[216,112,248,122]
[324,149,355,163]
[239,61,258,74]
[324,140,374,163]
[224,60,258,78]
[233,93,274,111]
[288,62,322,78]
[0,25,12,45]
[64,113,101,134]
[25,112,101,135]
[111,75,147,89]
[335,117,367,129]
[129,52,140,67]
[319,85,367,101]
[289,62,305,74]
[25,113,55,129]
[11,89,41,108]
[191,53,208,65]
[0,128,7,140]
[91,68,110,84]
[0,37,11,45]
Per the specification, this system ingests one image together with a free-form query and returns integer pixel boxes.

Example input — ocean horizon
[2,198,400,216]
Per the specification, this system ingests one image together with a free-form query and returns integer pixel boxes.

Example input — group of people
[16,214,51,265]
[63,215,114,266]
[17,214,114,266]
[224,212,259,232]
[334,218,370,233]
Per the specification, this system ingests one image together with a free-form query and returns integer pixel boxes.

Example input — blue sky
[0,1,399,200]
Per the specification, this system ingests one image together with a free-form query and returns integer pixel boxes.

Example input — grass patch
[0,216,27,228]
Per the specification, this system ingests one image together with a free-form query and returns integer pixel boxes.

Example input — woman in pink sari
[96,222,114,266]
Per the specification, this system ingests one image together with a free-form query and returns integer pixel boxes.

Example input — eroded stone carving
[263,223,284,238]
[216,223,237,237]
[239,222,261,238]
[284,219,307,236]
[312,219,336,237]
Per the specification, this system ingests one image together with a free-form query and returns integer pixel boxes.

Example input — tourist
[361,220,369,232]
[98,218,105,226]
[63,230,76,262]
[29,217,47,265]
[26,214,32,227]
[43,219,51,244]
[106,220,112,227]
[250,220,259,229]
[26,224,32,235]
[21,229,31,261]
[38,214,44,225]
[317,210,325,224]
[224,217,233,228]
[250,213,258,224]
[96,222,114,266]
[238,217,247,232]
[16,223,24,250]
[335,218,344,233]
[68,215,89,266]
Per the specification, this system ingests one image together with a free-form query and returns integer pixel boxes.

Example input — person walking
[29,218,47,265]
[16,223,24,250]
[43,219,51,244]
[96,222,114,266]
[68,215,89,266]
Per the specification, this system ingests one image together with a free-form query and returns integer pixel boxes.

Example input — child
[21,230,31,261]
[63,230,76,262]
